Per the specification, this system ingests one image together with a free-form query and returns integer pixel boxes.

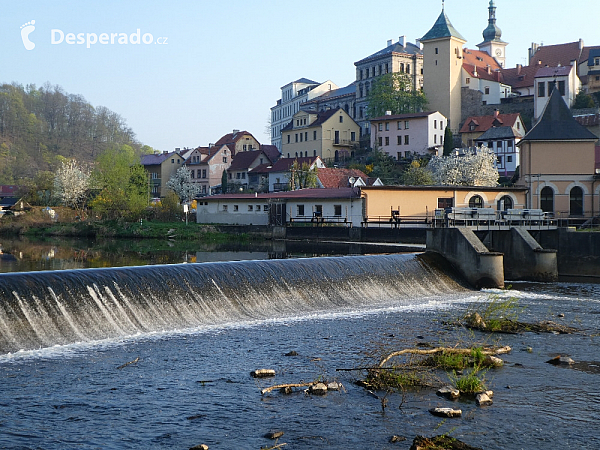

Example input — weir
[0,253,468,354]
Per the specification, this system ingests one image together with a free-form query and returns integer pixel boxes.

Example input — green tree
[403,160,434,185]
[221,169,228,193]
[288,160,318,190]
[573,90,596,109]
[443,127,454,156]
[366,73,427,118]
[89,145,149,220]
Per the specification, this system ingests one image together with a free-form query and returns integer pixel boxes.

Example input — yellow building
[361,185,526,222]
[281,107,359,164]
[420,6,466,132]
[516,89,599,217]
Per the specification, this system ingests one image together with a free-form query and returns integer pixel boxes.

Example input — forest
[0,82,151,185]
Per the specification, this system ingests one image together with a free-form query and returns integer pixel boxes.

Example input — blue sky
[2,0,598,152]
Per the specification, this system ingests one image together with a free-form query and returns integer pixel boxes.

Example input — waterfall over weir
[0,253,468,354]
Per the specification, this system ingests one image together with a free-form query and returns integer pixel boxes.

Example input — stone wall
[460,88,535,130]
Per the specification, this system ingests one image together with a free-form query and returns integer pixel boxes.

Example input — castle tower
[420,5,466,132]
[477,0,508,68]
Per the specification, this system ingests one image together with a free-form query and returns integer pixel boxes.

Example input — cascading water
[0,253,467,354]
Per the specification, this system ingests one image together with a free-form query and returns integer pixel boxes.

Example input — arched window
[469,195,484,208]
[570,186,584,216]
[334,150,339,163]
[497,195,513,211]
[540,186,554,213]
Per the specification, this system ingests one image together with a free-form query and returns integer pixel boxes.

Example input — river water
[0,243,599,449]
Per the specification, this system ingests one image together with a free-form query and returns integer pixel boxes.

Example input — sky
[2,0,599,152]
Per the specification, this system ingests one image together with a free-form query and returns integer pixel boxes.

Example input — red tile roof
[459,113,521,133]
[214,130,257,146]
[228,150,270,171]
[463,49,502,71]
[317,168,369,188]
[260,144,281,163]
[501,64,540,89]
[529,41,582,68]
[534,65,572,78]
[206,188,360,201]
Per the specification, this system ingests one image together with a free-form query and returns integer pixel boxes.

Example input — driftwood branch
[379,346,511,368]
[261,444,287,450]
[261,382,315,395]
[117,356,140,369]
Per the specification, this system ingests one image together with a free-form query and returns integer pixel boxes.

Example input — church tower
[420,4,466,132]
[477,0,508,68]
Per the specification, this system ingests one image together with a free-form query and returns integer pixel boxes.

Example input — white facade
[270,79,338,151]
[462,68,512,105]
[370,111,447,158]
[534,66,580,120]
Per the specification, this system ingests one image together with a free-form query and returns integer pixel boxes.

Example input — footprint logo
[20,20,36,50]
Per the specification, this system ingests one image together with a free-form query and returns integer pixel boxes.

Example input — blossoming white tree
[428,147,499,187]
[167,166,201,204]
[53,159,90,211]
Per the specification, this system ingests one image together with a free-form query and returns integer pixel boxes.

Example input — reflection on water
[0,236,414,273]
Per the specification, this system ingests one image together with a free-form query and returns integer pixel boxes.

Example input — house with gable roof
[214,130,260,157]
[183,144,231,196]
[516,89,598,217]
[281,107,359,164]
[227,149,273,191]
[533,65,580,121]
[141,150,184,198]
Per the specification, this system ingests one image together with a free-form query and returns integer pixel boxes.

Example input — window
[295,134,298,143]
[497,195,513,211]
[222,205,228,212]
[236,173,241,179]
[287,135,290,144]
[540,186,554,213]
[469,195,484,208]
[406,65,410,74]
[256,205,261,211]
[466,77,470,84]
[385,136,389,146]
[351,132,356,141]
[223,156,227,163]
[171,159,175,164]
[538,81,545,97]
[570,186,584,216]
[434,135,437,144]
[313,130,317,140]
[305,132,308,141]
[233,205,239,212]
[378,123,383,131]
[313,150,317,157]
[558,80,566,96]
[397,121,402,130]
[334,205,342,216]
[241,172,246,179]
[385,122,390,131]
[243,144,247,151]
[202,185,206,194]
[438,197,453,209]
[248,205,253,212]
[507,155,513,162]
[497,141,503,149]
[228,173,232,179]
[339,115,343,123]
[485,86,490,95]
[435,47,438,54]
[378,137,383,146]
[434,120,437,129]
[190,170,195,178]
[315,205,323,217]
[297,205,305,216]
[397,135,402,145]
[404,135,409,145]
[202,169,207,178]
[404,120,409,129]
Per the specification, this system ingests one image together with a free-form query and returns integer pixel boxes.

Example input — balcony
[333,139,358,146]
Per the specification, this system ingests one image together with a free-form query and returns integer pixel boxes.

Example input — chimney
[516,63,522,75]
[487,66,491,75]
[233,129,239,135]
[494,109,499,118]
[398,35,406,47]
[209,143,214,148]
[579,38,584,51]
[175,147,181,151]
[387,39,392,47]
[415,38,422,49]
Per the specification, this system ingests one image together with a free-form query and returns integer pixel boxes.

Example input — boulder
[483,355,504,368]
[327,382,342,391]
[410,435,482,450]
[390,435,407,443]
[189,445,208,450]
[308,383,328,395]
[284,351,298,356]
[428,407,462,418]
[476,392,493,406]
[546,356,575,365]
[436,386,460,399]
[251,369,276,378]
[465,312,486,329]
[264,431,284,440]
[280,386,293,395]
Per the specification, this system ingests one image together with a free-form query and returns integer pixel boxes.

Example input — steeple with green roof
[420,3,466,42]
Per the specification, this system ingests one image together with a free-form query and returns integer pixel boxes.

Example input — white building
[270,79,338,151]
[534,65,581,121]
[369,111,448,158]
[196,188,363,227]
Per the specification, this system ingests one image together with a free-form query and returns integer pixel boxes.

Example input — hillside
[0,82,147,184]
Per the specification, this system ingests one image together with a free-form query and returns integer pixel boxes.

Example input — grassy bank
[0,207,257,243]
